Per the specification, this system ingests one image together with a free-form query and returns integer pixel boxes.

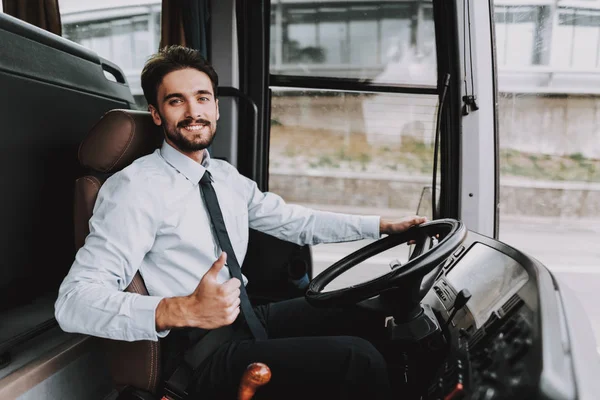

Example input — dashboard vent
[485,313,499,328]
[469,313,499,349]
[469,328,485,348]
[500,294,524,316]
[468,296,525,350]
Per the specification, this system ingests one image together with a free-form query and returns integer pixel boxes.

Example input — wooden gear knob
[238,362,272,400]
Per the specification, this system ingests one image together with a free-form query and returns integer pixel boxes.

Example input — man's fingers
[222,288,241,304]
[221,277,241,292]
[206,252,227,277]
[226,296,241,312]
[225,306,241,325]
[412,216,428,225]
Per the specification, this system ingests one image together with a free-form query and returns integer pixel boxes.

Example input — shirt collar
[159,140,210,184]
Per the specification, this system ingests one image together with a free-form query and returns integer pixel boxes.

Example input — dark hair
[141,45,219,108]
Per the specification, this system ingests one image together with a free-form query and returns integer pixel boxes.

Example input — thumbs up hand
[155,252,241,331]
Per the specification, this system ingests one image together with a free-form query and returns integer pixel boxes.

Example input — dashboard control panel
[417,230,558,400]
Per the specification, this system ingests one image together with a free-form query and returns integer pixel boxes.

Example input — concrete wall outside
[498,94,600,159]
[271,92,600,158]
[270,171,600,219]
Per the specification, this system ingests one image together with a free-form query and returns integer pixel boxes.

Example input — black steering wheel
[306,219,467,320]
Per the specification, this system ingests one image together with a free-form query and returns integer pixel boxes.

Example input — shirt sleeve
[54,172,166,342]
[238,173,380,245]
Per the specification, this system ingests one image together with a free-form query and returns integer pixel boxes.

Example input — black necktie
[199,170,267,340]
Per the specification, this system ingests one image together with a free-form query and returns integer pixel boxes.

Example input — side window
[494,5,600,269]
[60,2,162,109]
[268,1,438,285]
[270,2,436,84]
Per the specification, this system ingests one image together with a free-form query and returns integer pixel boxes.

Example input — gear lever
[238,363,272,400]
[445,289,472,329]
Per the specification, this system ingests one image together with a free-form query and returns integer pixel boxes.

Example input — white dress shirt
[55,141,381,342]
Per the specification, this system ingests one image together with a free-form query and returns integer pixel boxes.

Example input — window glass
[268,89,439,280]
[60,0,162,109]
[493,4,600,342]
[270,11,278,66]
[381,18,411,65]
[269,1,439,284]
[319,21,346,64]
[553,9,600,68]
[494,6,539,66]
[349,19,378,65]
[552,10,576,68]
[270,0,437,86]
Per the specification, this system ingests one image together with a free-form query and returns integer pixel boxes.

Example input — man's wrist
[379,218,389,235]
[155,296,189,332]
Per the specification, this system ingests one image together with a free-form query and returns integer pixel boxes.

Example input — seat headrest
[79,109,164,173]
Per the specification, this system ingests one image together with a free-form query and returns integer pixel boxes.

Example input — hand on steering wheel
[306,219,467,316]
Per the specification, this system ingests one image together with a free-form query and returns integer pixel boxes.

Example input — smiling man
[55,45,426,400]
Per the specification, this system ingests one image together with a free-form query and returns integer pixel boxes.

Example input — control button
[444,257,454,269]
[453,246,465,258]
[440,288,452,302]
[434,286,448,302]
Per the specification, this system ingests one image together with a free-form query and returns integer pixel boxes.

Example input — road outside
[306,208,600,352]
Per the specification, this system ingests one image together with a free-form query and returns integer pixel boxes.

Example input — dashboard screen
[446,243,529,327]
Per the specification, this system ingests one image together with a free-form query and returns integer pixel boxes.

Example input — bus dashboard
[420,230,598,400]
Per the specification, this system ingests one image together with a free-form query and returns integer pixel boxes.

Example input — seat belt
[164,325,236,398]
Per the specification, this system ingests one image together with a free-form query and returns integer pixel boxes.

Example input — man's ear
[149,105,162,126]
[216,99,220,121]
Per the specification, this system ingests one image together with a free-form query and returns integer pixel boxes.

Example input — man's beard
[163,117,217,152]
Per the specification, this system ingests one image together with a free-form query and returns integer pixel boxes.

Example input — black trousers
[166,297,393,400]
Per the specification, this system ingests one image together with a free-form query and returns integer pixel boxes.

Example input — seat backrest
[74,109,164,394]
